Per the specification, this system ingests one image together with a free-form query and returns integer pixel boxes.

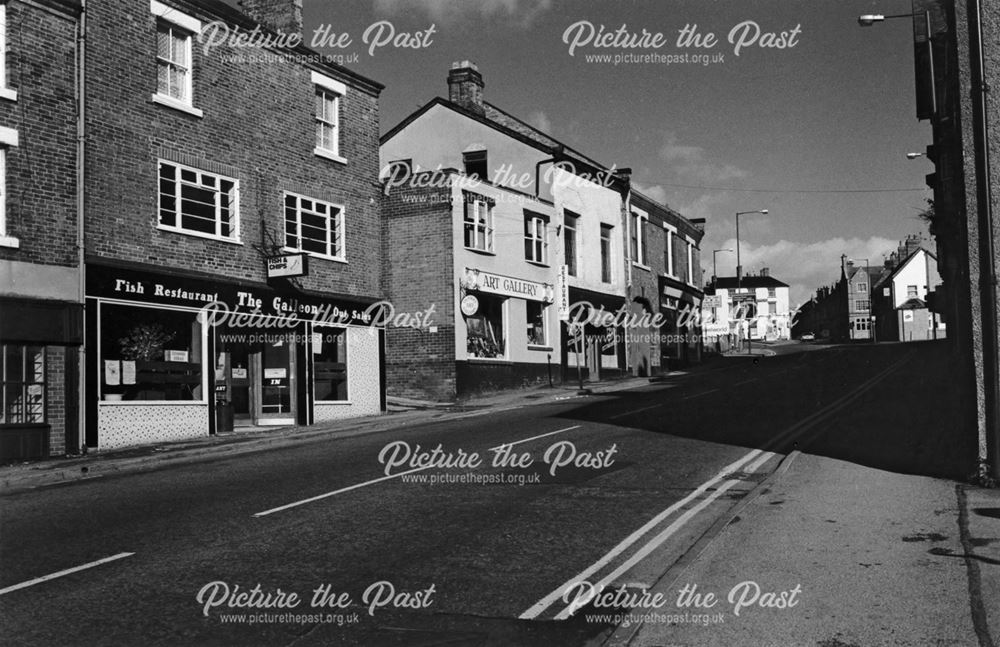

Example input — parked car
[800,332,816,341]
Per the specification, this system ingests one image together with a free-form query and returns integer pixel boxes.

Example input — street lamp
[712,248,733,283]
[906,152,924,159]
[857,13,914,26]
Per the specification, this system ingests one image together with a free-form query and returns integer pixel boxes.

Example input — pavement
[598,452,1000,647]
[0,361,731,493]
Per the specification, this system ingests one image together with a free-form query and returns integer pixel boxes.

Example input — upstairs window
[664,226,676,277]
[686,241,694,284]
[151,1,201,116]
[0,4,15,102]
[857,282,868,293]
[463,150,487,180]
[768,287,776,298]
[0,127,19,248]
[463,193,493,252]
[600,224,613,283]
[158,161,239,242]
[907,285,918,298]
[564,211,579,276]
[284,193,344,261]
[630,210,648,266]
[524,211,548,264]
[312,71,346,163]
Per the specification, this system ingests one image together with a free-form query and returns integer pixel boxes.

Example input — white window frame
[0,126,19,248]
[907,285,919,298]
[283,191,346,262]
[463,193,494,253]
[563,211,579,277]
[0,5,16,102]
[630,208,649,268]
[524,212,548,265]
[150,1,202,117]
[157,159,241,243]
[686,238,695,285]
[312,71,346,164]
[663,222,677,278]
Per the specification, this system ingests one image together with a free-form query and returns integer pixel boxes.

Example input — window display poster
[122,361,136,385]
[104,360,120,386]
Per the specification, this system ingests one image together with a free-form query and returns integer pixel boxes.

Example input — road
[0,342,970,646]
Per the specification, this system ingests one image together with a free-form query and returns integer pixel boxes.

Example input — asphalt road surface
[0,342,969,646]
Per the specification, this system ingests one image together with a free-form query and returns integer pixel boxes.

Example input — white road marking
[519,448,766,620]
[683,389,719,400]
[552,450,775,620]
[0,552,134,596]
[488,425,581,452]
[255,425,583,518]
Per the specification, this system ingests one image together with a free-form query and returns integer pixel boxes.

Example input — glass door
[256,338,296,424]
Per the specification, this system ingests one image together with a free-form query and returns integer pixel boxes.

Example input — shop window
[463,193,494,252]
[564,211,579,276]
[524,211,548,264]
[158,161,239,241]
[466,294,505,359]
[600,224,613,283]
[313,327,348,401]
[284,192,344,261]
[526,301,548,347]
[100,303,204,401]
[1,345,45,424]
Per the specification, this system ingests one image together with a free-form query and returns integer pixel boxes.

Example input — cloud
[657,133,748,185]
[526,110,552,134]
[708,236,899,307]
[372,0,552,27]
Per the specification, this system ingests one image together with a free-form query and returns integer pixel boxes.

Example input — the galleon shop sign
[463,268,554,303]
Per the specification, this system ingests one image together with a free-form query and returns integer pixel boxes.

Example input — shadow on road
[561,340,978,482]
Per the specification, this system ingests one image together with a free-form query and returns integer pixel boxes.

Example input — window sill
[0,235,20,249]
[465,357,512,364]
[315,400,353,405]
[528,345,553,352]
[99,400,208,406]
[525,259,550,268]
[157,225,243,245]
[283,246,347,264]
[152,94,204,118]
[314,147,347,165]
[632,262,652,272]
[464,247,496,256]
[0,87,17,102]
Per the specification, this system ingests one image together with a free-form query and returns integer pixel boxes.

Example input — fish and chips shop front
[85,263,385,451]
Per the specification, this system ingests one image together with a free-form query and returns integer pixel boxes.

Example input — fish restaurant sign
[87,265,379,327]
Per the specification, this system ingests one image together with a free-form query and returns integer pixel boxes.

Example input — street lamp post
[736,210,767,352]
[712,248,733,283]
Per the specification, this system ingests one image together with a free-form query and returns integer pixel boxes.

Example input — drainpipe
[76,0,86,454]
[968,0,999,479]
[533,145,564,199]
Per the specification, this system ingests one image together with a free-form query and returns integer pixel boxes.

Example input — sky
[231,0,934,306]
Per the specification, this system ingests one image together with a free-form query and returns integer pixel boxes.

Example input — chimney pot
[448,61,485,115]
[239,0,303,38]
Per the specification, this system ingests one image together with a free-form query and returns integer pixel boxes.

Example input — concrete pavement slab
[608,453,988,647]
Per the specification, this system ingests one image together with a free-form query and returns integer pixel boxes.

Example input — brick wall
[46,345,66,455]
[382,179,456,400]
[84,0,383,298]
[0,0,79,268]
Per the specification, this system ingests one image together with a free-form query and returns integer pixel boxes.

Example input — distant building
[703,270,791,346]
[872,247,946,342]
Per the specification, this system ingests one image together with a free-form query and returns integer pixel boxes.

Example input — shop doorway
[216,334,297,427]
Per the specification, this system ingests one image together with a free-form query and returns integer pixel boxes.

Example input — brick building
[80,0,386,450]
[0,0,83,461]
[380,62,704,400]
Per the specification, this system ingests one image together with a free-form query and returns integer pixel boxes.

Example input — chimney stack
[239,0,303,38]
[448,61,485,115]
[760,267,769,277]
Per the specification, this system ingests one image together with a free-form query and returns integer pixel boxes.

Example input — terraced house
[75,0,387,452]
